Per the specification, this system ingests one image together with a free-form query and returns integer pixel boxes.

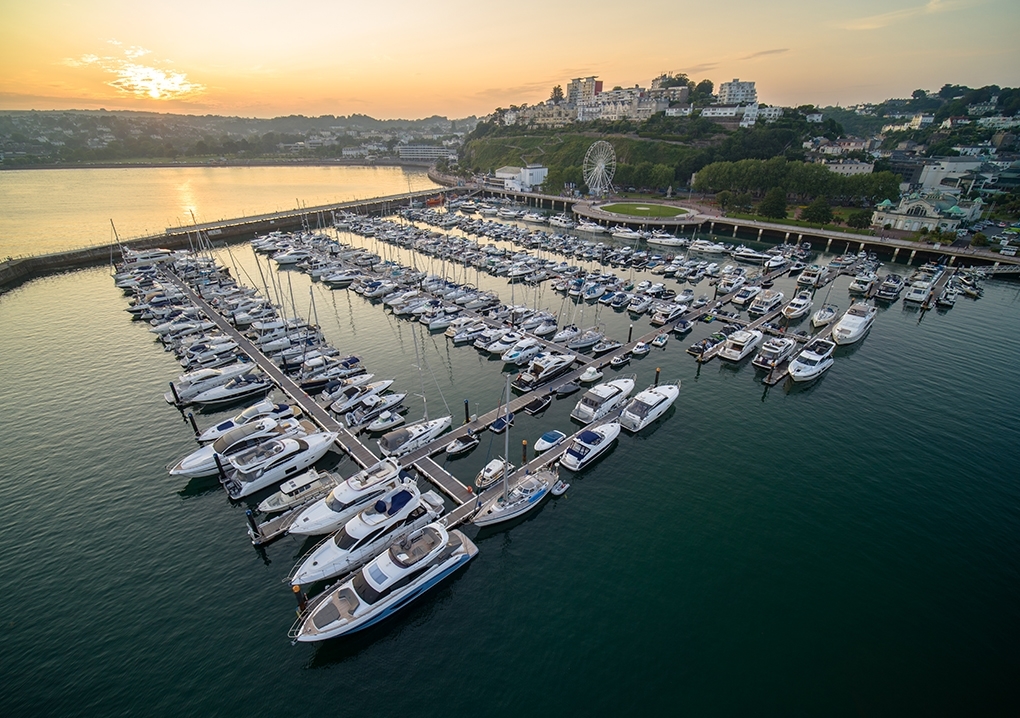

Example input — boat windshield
[627,399,656,419]
[326,489,354,512]
[580,392,604,408]
[798,357,819,367]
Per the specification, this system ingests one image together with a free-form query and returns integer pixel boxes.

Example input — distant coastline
[0,158,436,171]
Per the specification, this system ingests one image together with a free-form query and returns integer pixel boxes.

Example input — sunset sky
[2,0,1018,119]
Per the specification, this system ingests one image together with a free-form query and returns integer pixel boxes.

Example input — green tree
[716,190,733,210]
[847,210,872,229]
[971,232,988,247]
[757,187,787,219]
[800,196,833,224]
[550,85,564,104]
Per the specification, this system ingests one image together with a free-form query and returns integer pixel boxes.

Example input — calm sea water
[1,169,1019,717]
[0,165,436,257]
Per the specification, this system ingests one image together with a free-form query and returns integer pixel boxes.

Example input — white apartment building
[491,165,549,192]
[567,76,602,105]
[717,79,757,105]
[739,103,784,127]
[823,160,874,176]
[700,105,741,118]
[665,105,694,117]
[397,145,458,162]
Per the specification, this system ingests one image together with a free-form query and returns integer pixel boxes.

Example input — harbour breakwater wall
[0,188,448,293]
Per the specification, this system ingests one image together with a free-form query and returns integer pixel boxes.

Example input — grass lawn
[600,203,688,218]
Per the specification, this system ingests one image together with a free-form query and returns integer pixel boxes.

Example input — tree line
[692,157,901,205]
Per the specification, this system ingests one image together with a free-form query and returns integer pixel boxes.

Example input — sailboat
[473,374,555,527]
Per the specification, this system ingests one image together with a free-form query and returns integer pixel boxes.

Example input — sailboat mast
[502,373,511,500]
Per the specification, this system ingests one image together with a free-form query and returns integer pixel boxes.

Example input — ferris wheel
[582,140,616,196]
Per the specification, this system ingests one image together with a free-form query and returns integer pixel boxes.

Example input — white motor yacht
[190,372,274,408]
[751,336,798,370]
[848,272,878,294]
[718,329,763,362]
[289,484,445,585]
[748,290,784,316]
[619,381,681,432]
[782,291,813,320]
[221,431,338,499]
[377,416,452,457]
[578,366,604,384]
[560,422,621,471]
[903,280,932,304]
[731,285,763,307]
[366,411,405,433]
[798,265,824,287]
[570,376,635,424]
[500,337,543,365]
[257,468,341,514]
[164,362,252,405]
[444,431,480,457]
[289,458,405,536]
[512,352,576,392]
[831,302,877,345]
[475,458,514,490]
[345,393,407,431]
[534,430,567,453]
[169,417,312,478]
[649,303,687,326]
[788,338,836,382]
[875,274,905,302]
[195,400,298,442]
[328,380,394,414]
[291,523,478,642]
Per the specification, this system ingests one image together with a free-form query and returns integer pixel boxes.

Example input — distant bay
[0,164,437,258]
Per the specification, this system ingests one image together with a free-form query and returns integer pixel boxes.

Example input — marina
[2,168,1019,717]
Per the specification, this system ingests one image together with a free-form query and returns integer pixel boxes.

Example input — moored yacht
[797,264,824,287]
[751,336,798,370]
[560,422,621,471]
[190,372,273,408]
[831,302,877,345]
[289,458,405,536]
[195,400,299,442]
[164,362,252,405]
[848,272,878,294]
[788,338,836,382]
[377,416,452,457]
[730,284,762,307]
[811,303,838,328]
[473,468,557,527]
[221,431,338,499]
[289,483,445,585]
[168,417,312,478]
[619,381,681,432]
[747,290,784,316]
[569,376,636,424]
[512,352,576,392]
[257,468,341,515]
[718,329,763,362]
[782,291,813,320]
[875,273,905,302]
[291,523,478,642]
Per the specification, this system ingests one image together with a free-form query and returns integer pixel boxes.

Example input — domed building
[871,192,983,232]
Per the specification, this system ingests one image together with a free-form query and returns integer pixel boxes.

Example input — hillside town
[2,73,1018,238]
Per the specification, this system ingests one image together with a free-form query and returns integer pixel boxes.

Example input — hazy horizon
[2,0,1018,119]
